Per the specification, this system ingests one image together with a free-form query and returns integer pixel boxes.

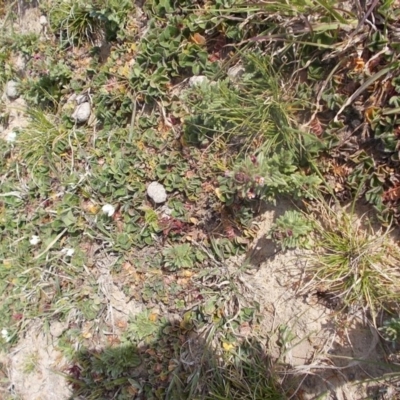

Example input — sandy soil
[236,199,400,399]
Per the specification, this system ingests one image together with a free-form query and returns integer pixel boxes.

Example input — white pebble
[72,102,91,123]
[5,80,19,100]
[147,182,167,204]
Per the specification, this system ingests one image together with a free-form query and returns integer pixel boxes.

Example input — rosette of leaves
[269,210,314,250]
[217,150,321,205]
[379,317,400,342]
[379,317,400,343]
[162,243,204,271]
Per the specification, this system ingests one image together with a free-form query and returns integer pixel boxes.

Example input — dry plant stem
[348,0,379,42]
[128,93,137,143]
[306,60,344,125]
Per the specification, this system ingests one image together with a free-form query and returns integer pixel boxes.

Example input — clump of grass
[23,351,39,374]
[168,338,285,400]
[184,50,320,160]
[306,202,400,320]
[205,348,284,400]
[17,108,69,172]
[47,0,134,46]
[48,0,106,46]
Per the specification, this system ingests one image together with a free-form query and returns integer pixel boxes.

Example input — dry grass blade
[334,65,394,122]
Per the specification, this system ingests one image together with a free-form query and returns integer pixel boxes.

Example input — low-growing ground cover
[0,0,400,399]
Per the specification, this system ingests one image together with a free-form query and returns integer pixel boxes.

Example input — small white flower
[61,248,75,257]
[5,131,17,143]
[29,235,41,245]
[1,328,10,342]
[102,204,115,217]
[39,15,48,27]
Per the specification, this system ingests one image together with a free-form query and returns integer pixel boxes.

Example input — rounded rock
[72,102,91,123]
[147,181,167,204]
[50,321,67,338]
[5,80,19,100]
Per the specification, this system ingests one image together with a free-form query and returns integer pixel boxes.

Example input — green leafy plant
[269,210,314,250]
[162,243,203,271]
[4,0,400,398]
[67,344,141,398]
[379,317,400,343]
[183,51,324,158]
[127,310,161,342]
[0,32,39,57]
[90,345,141,378]
[218,150,321,205]
[168,339,284,400]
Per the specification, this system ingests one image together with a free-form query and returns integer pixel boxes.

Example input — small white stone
[102,204,115,217]
[39,15,48,26]
[71,102,91,123]
[147,182,167,204]
[188,75,208,87]
[5,130,17,143]
[50,321,67,338]
[29,235,41,245]
[5,80,19,100]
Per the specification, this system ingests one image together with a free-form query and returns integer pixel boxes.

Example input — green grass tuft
[307,202,400,320]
